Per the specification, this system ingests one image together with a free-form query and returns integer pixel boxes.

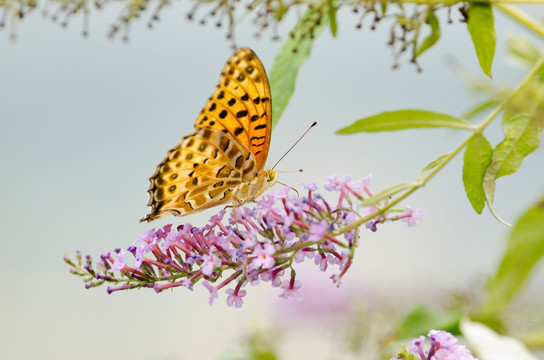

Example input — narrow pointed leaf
[507,34,542,70]
[479,197,544,316]
[482,159,509,225]
[418,153,451,180]
[362,182,419,206]
[328,0,338,37]
[269,5,332,128]
[336,110,473,134]
[467,3,496,77]
[415,12,440,57]
[463,134,493,214]
[463,98,497,120]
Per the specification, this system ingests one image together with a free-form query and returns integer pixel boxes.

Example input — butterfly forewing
[195,47,272,172]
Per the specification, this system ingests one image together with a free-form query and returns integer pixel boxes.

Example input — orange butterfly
[141,48,277,222]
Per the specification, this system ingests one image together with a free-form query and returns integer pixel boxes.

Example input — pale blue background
[1,4,543,359]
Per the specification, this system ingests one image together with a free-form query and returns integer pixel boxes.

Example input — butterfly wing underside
[141,48,272,222]
[196,47,272,171]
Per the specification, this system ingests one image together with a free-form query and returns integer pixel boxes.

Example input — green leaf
[396,305,460,340]
[495,113,544,178]
[269,5,332,128]
[362,181,419,206]
[467,3,496,77]
[482,161,505,224]
[415,12,440,57]
[418,153,451,180]
[463,98,497,120]
[483,107,544,223]
[479,197,544,315]
[463,134,493,214]
[336,110,473,134]
[506,34,542,70]
[328,0,337,37]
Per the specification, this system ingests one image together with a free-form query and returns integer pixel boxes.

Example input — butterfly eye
[266,170,278,183]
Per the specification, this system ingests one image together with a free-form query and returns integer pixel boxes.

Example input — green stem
[336,55,544,235]
[494,2,544,37]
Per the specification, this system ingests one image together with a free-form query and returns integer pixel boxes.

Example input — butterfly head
[264,169,278,188]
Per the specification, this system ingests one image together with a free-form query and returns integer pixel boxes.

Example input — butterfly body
[141,48,276,222]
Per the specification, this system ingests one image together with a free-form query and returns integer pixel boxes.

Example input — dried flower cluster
[2,0,464,68]
[65,174,423,307]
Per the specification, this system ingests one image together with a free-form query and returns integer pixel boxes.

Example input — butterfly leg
[232,198,241,231]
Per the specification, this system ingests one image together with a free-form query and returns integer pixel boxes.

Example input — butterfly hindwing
[143,128,259,221]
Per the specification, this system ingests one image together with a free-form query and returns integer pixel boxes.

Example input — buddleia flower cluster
[392,330,478,360]
[65,174,423,307]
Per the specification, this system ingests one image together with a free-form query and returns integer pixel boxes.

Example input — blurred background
[1,3,543,359]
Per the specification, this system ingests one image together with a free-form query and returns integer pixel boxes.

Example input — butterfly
[141,47,278,222]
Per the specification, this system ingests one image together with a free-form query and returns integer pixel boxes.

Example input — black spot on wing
[236,110,248,118]
[235,155,244,169]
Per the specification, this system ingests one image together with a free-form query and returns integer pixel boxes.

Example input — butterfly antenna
[271,121,317,170]
[276,169,303,173]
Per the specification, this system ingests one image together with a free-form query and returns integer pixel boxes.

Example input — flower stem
[493,2,544,38]
[336,55,544,235]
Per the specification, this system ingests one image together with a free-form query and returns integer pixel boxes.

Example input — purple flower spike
[226,288,247,308]
[109,249,126,272]
[201,252,222,276]
[279,279,302,301]
[203,281,218,305]
[66,174,422,308]
[309,220,328,241]
[324,174,351,191]
[302,182,318,191]
[251,243,276,269]
[409,335,427,359]
[397,331,477,360]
